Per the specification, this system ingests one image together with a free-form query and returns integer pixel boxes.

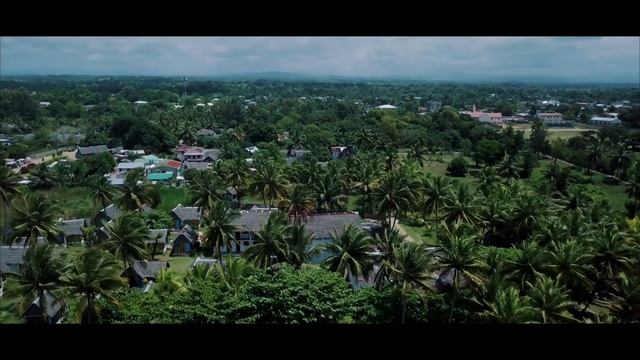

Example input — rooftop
[171,205,201,221]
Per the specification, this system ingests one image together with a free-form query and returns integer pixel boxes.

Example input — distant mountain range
[2,72,638,86]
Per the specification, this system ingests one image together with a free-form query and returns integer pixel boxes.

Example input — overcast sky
[1,37,639,83]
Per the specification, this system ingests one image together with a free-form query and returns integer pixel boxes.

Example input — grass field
[40,187,99,219]
[157,187,192,213]
[397,223,437,245]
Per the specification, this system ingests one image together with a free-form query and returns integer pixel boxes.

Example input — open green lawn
[157,187,192,213]
[40,187,99,219]
[397,223,437,245]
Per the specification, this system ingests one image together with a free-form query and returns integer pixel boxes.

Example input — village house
[147,229,169,254]
[76,145,110,159]
[116,161,145,174]
[460,106,504,124]
[197,128,219,137]
[92,203,152,227]
[121,260,170,288]
[58,219,87,245]
[0,134,11,146]
[170,225,199,256]
[23,291,65,324]
[170,204,201,230]
[330,145,354,160]
[147,159,181,182]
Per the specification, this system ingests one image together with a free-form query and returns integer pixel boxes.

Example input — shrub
[447,157,468,177]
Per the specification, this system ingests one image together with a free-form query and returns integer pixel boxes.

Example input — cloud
[1,37,638,83]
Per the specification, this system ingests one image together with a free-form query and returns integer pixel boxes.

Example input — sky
[1,37,639,83]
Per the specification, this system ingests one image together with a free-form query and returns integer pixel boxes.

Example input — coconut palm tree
[476,166,501,196]
[442,184,480,225]
[201,201,240,264]
[0,165,21,243]
[506,241,547,292]
[353,162,382,216]
[355,127,376,151]
[533,217,569,247]
[279,184,314,225]
[435,222,485,322]
[243,212,290,268]
[497,156,522,184]
[586,138,604,175]
[88,175,114,211]
[153,269,188,297]
[421,175,452,235]
[289,129,306,150]
[322,224,373,285]
[527,276,575,323]
[610,142,632,179]
[386,241,433,323]
[481,287,537,324]
[29,165,54,189]
[477,195,508,245]
[608,272,640,323]
[407,143,428,167]
[372,171,415,229]
[61,248,124,324]
[189,171,222,216]
[102,212,149,269]
[589,227,635,282]
[547,240,593,293]
[7,243,63,321]
[372,228,407,290]
[284,224,318,268]
[11,193,61,247]
[115,181,152,212]
[625,165,640,210]
[312,172,347,213]
[511,193,547,242]
[225,158,248,204]
[249,160,288,207]
[212,255,254,296]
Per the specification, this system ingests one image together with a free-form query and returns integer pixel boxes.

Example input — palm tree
[407,144,428,167]
[497,156,522,184]
[608,272,640,323]
[178,120,197,145]
[189,171,222,216]
[201,201,240,264]
[533,217,569,247]
[547,240,593,292]
[102,212,149,268]
[249,160,288,207]
[243,212,290,268]
[372,171,415,229]
[421,175,452,235]
[11,193,61,247]
[212,255,254,295]
[477,195,508,245]
[586,139,604,175]
[589,227,634,282]
[372,228,407,290]
[435,222,485,322]
[476,166,501,196]
[625,165,640,210]
[289,129,306,150]
[284,224,318,268]
[61,248,124,324]
[7,243,62,321]
[386,241,433,323]
[354,127,376,151]
[610,142,632,179]
[225,158,248,204]
[0,165,21,243]
[511,193,547,242]
[442,184,480,225]
[322,224,373,285]
[313,172,347,213]
[279,184,314,225]
[29,165,54,189]
[527,276,575,323]
[153,269,188,297]
[88,175,114,211]
[353,162,381,216]
[506,241,547,292]
[115,181,152,212]
[481,287,537,323]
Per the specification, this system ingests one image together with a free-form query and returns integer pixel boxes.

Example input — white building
[537,112,564,125]
[376,104,397,110]
[590,116,622,127]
